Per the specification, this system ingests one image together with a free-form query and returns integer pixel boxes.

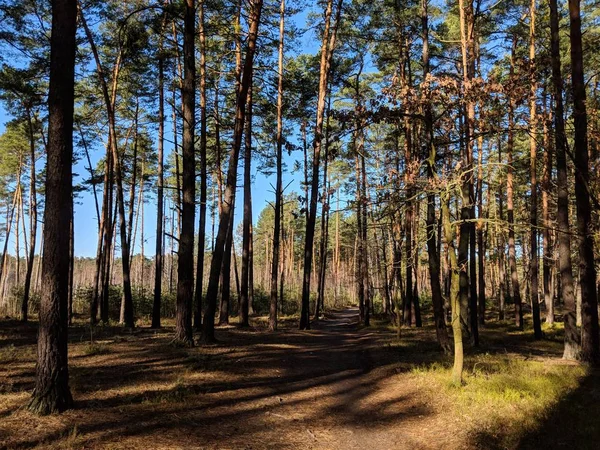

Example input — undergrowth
[411,354,586,449]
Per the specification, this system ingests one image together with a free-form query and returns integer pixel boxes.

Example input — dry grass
[0,309,596,449]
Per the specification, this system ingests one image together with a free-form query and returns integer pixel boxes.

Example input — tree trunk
[241,81,255,328]
[497,137,507,320]
[80,7,133,328]
[299,0,343,330]
[219,214,233,325]
[28,0,76,415]
[422,0,450,352]
[201,0,263,343]
[442,189,463,385]
[194,0,208,330]
[21,110,38,322]
[528,0,543,339]
[174,0,196,346]
[316,94,332,321]
[476,135,486,326]
[67,203,74,325]
[507,35,523,329]
[152,51,165,328]
[569,0,599,364]
[549,0,578,359]
[458,0,478,345]
[542,92,554,325]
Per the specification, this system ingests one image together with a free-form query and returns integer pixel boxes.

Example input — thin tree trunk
[219,215,233,325]
[240,81,255,327]
[270,0,285,331]
[0,182,18,306]
[507,35,523,329]
[201,0,264,343]
[21,109,38,322]
[529,0,543,339]
[67,203,74,325]
[442,189,463,385]
[80,6,134,328]
[422,0,450,352]
[299,0,343,330]
[15,181,21,292]
[174,0,196,346]
[542,93,554,324]
[458,0,478,345]
[152,51,166,328]
[476,135,486,326]
[316,93,332,321]
[194,0,208,330]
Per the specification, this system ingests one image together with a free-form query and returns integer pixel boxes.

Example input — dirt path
[0,308,463,449]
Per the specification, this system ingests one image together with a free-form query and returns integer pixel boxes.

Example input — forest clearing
[2,308,597,449]
[1,0,600,448]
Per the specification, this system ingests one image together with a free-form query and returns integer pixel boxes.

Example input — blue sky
[0,5,319,258]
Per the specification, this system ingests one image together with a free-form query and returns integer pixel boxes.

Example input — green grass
[81,342,111,356]
[412,354,587,448]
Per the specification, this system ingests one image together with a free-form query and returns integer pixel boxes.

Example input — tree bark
[152,52,165,328]
[194,0,208,330]
[28,0,76,415]
[316,94,332,321]
[80,6,133,328]
[201,0,263,343]
[299,0,343,330]
[174,0,196,346]
[442,189,463,385]
[458,0,478,345]
[569,0,599,364]
[241,81,255,328]
[549,0,578,359]
[21,109,38,322]
[528,0,543,339]
[270,0,284,329]
[507,35,523,329]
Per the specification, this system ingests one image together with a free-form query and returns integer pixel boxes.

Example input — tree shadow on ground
[467,368,600,450]
[1,308,442,449]
[0,307,588,449]
[513,369,600,450]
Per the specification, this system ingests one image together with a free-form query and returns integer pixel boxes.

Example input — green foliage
[412,354,587,448]
[76,285,177,324]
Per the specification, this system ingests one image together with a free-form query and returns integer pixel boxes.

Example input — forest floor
[1,307,599,450]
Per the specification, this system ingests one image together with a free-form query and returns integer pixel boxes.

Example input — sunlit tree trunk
[80,6,133,328]
[442,189,463,385]
[269,0,285,331]
[316,94,332,320]
[542,92,554,325]
[299,0,342,330]
[507,35,523,329]
[528,0,543,339]
[21,109,38,322]
[202,0,263,343]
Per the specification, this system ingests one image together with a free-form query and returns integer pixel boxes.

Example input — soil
[0,307,585,449]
